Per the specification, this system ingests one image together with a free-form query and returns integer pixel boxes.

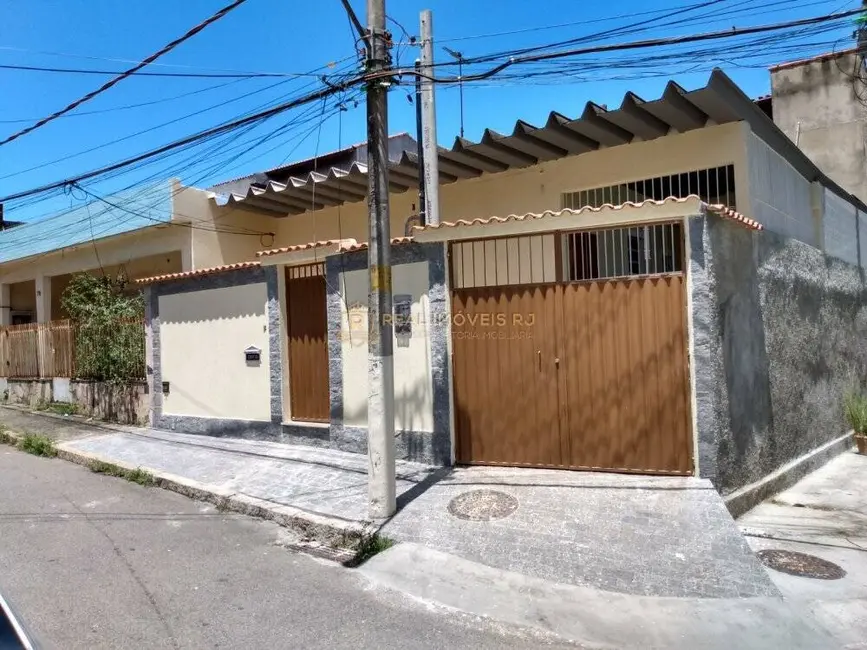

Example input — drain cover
[448,489,518,521]
[756,549,846,580]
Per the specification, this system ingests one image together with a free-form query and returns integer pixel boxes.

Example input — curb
[1,427,373,551]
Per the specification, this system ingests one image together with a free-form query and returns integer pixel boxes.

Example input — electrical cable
[0,0,251,147]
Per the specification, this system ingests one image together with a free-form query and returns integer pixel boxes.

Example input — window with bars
[564,223,683,281]
[561,165,736,211]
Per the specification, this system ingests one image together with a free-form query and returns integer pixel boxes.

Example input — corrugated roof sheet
[134,260,261,285]
[411,196,762,234]
[211,68,867,217]
[0,182,173,265]
[769,47,857,72]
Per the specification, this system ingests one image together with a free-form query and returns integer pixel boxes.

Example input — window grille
[561,165,736,211]
[564,223,683,282]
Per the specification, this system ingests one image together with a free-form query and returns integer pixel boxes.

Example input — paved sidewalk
[0,407,776,601]
[739,451,867,649]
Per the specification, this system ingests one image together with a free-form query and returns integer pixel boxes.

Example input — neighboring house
[0,180,274,325]
[136,66,867,510]
[763,48,867,206]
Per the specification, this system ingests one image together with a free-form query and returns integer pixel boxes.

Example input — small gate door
[285,263,329,422]
[452,284,562,466]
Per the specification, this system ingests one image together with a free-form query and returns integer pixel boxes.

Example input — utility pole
[365,0,396,519]
[419,9,440,226]
[414,59,426,224]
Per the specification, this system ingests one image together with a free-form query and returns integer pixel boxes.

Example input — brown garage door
[286,263,329,422]
[451,224,693,475]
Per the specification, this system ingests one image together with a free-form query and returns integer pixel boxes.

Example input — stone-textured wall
[5,379,52,408]
[690,212,867,494]
[3,378,148,424]
[69,380,149,425]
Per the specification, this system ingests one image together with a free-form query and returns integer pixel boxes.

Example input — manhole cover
[448,489,518,521]
[756,549,846,580]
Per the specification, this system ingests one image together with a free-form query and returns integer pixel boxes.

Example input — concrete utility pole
[419,9,440,226]
[414,59,426,224]
[365,0,396,519]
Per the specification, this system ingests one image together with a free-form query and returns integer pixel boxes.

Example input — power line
[0,76,361,203]
[0,62,323,79]
[385,8,864,83]
[0,0,250,147]
[0,77,246,124]
[0,44,327,76]
[3,8,860,207]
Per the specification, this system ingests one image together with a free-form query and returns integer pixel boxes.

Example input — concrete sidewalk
[739,451,867,649]
[0,407,775,599]
[4,407,840,648]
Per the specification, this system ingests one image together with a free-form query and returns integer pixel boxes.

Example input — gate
[450,224,693,475]
[285,263,329,422]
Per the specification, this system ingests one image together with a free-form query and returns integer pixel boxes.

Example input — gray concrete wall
[690,212,867,494]
[771,52,867,204]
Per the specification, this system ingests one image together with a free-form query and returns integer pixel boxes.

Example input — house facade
[135,68,867,509]
[0,180,273,325]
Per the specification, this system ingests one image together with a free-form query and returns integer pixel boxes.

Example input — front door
[285,263,329,422]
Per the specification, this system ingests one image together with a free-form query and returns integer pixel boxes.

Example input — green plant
[349,533,395,566]
[61,273,145,383]
[844,391,867,435]
[0,426,14,446]
[46,402,78,416]
[17,433,57,457]
[89,460,155,486]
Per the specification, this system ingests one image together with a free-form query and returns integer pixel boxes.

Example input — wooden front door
[285,264,329,422]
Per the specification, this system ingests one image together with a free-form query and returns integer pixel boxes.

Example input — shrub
[843,391,867,435]
[17,434,57,457]
[61,273,145,382]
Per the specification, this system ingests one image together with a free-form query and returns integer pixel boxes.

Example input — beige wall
[339,262,434,432]
[159,282,271,421]
[174,185,278,268]
[49,251,183,319]
[265,122,750,250]
[0,224,188,286]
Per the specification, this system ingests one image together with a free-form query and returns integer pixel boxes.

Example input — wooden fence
[0,319,144,380]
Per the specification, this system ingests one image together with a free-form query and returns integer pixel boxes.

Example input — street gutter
[0,425,373,558]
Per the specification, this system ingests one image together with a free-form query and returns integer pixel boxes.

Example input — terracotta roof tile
[704,204,763,230]
[134,261,261,285]
[769,48,856,72]
[256,239,357,258]
[411,196,763,234]
[255,236,413,257]
[339,236,414,252]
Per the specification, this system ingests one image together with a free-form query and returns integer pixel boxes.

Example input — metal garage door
[450,223,694,475]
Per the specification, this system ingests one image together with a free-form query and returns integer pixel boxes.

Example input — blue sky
[0,0,860,222]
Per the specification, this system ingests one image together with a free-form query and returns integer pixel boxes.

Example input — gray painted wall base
[725,432,853,518]
[154,414,450,465]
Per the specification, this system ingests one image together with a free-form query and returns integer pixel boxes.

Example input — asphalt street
[0,447,574,650]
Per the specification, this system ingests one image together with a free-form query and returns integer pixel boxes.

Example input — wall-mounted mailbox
[394,294,412,339]
[245,345,262,365]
